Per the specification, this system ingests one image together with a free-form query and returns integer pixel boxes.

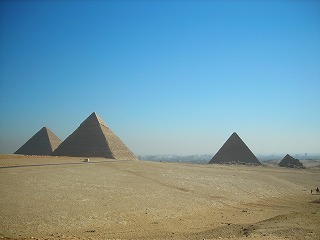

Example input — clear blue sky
[0,0,319,156]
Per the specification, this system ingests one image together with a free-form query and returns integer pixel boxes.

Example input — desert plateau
[0,155,319,240]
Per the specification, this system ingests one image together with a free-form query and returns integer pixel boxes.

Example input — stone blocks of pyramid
[14,127,62,156]
[279,154,304,168]
[209,132,261,165]
[52,112,137,160]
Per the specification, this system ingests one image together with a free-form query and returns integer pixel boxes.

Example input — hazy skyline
[1,1,319,156]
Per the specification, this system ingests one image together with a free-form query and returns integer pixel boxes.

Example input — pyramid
[52,112,137,160]
[208,132,261,165]
[14,127,62,155]
[279,154,304,168]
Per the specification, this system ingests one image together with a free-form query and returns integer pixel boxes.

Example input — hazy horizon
[1,1,319,156]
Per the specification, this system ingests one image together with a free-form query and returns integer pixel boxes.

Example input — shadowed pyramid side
[14,127,62,156]
[209,132,261,165]
[52,112,137,160]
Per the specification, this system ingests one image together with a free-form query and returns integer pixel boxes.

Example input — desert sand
[0,155,319,240]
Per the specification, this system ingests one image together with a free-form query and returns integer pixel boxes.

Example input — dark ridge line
[0,159,131,169]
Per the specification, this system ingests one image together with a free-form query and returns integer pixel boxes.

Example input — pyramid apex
[81,112,107,127]
[229,132,241,141]
[231,132,239,137]
[89,112,98,118]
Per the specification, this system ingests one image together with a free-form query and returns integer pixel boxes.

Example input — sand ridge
[0,155,319,239]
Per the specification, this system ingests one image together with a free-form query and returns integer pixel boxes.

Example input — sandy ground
[0,155,319,240]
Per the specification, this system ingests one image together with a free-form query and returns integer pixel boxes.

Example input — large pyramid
[14,127,62,155]
[279,154,304,168]
[209,132,261,165]
[52,112,137,160]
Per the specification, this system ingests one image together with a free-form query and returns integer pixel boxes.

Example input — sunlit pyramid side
[52,112,137,160]
[209,132,261,165]
[14,127,62,156]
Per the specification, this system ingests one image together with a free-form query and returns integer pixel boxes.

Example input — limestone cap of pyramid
[80,112,107,127]
[43,127,62,149]
[39,127,53,139]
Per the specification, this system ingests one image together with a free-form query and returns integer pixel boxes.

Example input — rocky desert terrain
[0,155,319,239]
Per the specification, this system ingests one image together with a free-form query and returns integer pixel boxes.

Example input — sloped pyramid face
[52,112,137,160]
[209,132,261,165]
[14,127,62,155]
[279,154,304,168]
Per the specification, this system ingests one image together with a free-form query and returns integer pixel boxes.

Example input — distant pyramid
[279,154,304,168]
[52,112,137,160]
[209,132,261,165]
[14,127,62,155]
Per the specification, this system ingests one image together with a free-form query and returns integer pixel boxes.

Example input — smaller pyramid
[279,154,305,168]
[52,112,137,160]
[209,132,261,165]
[14,127,62,156]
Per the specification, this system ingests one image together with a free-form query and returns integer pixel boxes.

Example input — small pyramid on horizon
[14,127,62,156]
[279,154,304,168]
[208,132,261,165]
[52,112,138,160]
